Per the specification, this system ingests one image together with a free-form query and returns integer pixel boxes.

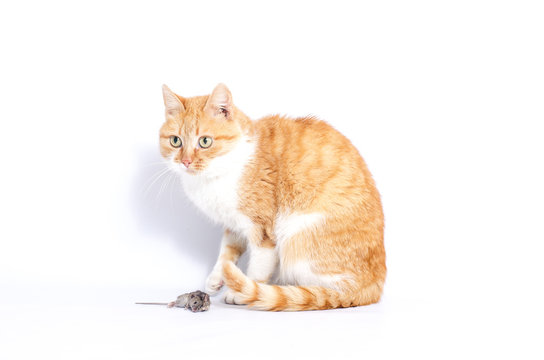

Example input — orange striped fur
[222,261,383,311]
[160,84,386,311]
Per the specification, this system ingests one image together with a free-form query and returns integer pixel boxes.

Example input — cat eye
[170,136,182,148]
[198,136,213,148]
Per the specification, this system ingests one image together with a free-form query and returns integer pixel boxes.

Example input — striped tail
[222,261,361,311]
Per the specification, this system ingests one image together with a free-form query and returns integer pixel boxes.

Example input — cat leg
[205,229,246,295]
[224,238,277,305]
[246,243,277,283]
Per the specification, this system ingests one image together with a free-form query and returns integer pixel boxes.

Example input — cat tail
[222,261,357,311]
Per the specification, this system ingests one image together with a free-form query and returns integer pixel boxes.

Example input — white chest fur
[180,136,255,236]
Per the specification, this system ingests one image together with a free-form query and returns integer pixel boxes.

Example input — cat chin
[184,168,199,175]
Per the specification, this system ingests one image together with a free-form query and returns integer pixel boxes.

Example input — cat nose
[182,159,192,168]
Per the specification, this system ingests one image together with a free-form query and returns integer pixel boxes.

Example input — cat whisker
[142,160,170,167]
[157,169,174,201]
[169,172,175,210]
[168,171,183,210]
[142,167,171,197]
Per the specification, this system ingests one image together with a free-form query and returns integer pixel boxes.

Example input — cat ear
[204,83,233,119]
[162,84,185,117]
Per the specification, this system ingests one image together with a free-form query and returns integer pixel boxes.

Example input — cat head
[159,83,251,176]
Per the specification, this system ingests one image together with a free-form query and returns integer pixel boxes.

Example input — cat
[159,83,386,311]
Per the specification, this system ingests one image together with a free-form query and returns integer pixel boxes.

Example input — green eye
[170,136,182,148]
[198,136,213,148]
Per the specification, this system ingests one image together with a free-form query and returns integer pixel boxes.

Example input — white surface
[1,1,543,359]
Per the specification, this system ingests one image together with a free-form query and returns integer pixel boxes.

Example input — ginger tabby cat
[159,83,385,311]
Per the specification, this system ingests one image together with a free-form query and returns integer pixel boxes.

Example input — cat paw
[205,272,224,295]
[224,289,245,305]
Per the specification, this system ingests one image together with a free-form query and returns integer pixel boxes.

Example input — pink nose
[182,159,192,168]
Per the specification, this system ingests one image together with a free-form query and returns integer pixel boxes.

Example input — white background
[1,1,543,359]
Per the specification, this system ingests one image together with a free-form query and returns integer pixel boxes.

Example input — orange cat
[160,84,385,311]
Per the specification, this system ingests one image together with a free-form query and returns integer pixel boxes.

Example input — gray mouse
[136,290,210,312]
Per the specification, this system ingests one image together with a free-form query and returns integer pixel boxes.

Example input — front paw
[205,271,224,295]
[224,289,245,305]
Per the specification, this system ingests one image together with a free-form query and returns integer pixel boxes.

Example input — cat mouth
[176,162,202,174]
